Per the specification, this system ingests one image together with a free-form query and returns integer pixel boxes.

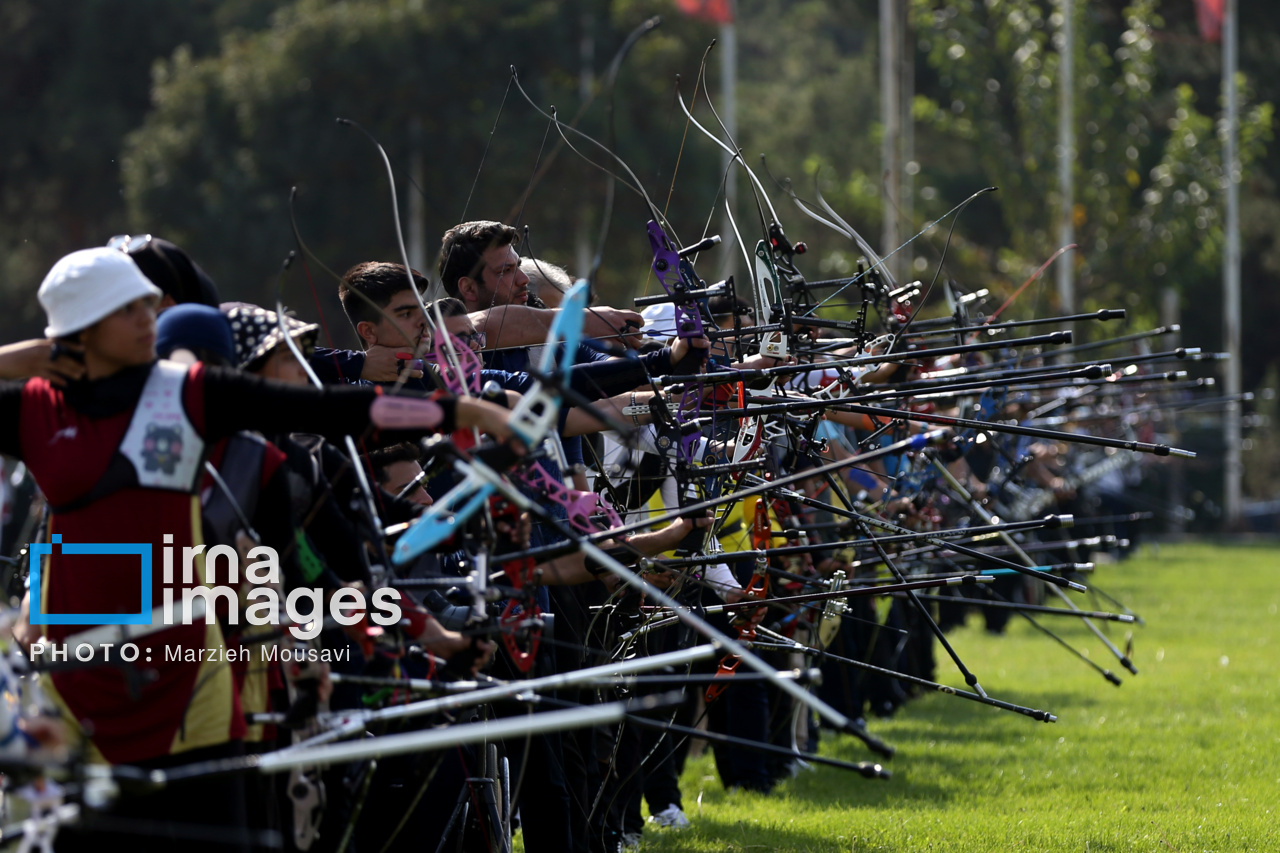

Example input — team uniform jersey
[18,362,241,763]
[0,360,384,764]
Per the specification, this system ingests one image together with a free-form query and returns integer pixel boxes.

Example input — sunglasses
[106,234,153,253]
[458,331,487,348]
[107,234,185,302]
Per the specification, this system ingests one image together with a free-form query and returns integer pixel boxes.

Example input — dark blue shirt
[482,342,610,375]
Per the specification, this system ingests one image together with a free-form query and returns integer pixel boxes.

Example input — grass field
[633,542,1280,852]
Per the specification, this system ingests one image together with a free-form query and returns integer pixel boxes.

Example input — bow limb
[807,186,999,316]
[758,156,856,243]
[674,73,773,245]
[499,16,662,232]
[785,184,856,241]
[684,61,815,316]
[332,119,476,396]
[812,174,897,290]
[392,280,590,563]
[274,254,386,553]
[718,193,760,282]
[692,49,783,233]
[588,15,664,282]
[510,68,676,241]
[673,83,771,299]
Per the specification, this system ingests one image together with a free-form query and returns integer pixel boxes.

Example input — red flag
[1195,0,1224,42]
[674,0,734,25]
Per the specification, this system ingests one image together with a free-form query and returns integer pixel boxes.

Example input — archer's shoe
[648,804,691,829]
[621,830,644,850]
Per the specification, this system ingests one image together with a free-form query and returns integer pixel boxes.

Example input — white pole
[1056,0,1075,314]
[1223,0,1242,527]
[719,9,739,282]
[575,11,595,279]
[880,0,901,282]
[407,117,427,272]
[899,3,914,262]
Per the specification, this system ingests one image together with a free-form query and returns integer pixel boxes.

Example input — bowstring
[460,73,514,225]
[510,69,675,241]
[487,108,554,364]
[335,118,470,398]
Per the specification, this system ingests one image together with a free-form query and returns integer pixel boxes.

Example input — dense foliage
[3,0,1276,495]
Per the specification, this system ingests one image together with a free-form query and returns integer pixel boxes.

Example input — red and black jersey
[0,360,384,764]
[20,361,241,763]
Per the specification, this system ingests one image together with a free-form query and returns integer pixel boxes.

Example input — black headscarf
[128,237,220,307]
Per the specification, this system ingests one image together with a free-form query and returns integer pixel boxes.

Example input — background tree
[2,0,1276,509]
[908,0,1271,327]
[0,0,233,331]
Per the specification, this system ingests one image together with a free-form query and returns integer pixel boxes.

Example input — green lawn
[637,542,1280,852]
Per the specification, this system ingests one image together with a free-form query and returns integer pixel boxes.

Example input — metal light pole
[1222,0,1242,527]
[899,3,914,271]
[407,116,427,272]
[718,7,739,282]
[880,0,901,283]
[1056,0,1075,314]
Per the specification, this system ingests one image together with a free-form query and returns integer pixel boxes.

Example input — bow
[488,492,541,674]
[644,220,711,496]
[392,279,590,563]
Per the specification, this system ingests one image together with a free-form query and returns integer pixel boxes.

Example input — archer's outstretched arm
[472,304,643,350]
[561,390,657,436]
[532,518,707,586]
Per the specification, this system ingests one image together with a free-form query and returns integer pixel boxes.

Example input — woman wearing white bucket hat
[39,248,166,339]
[0,247,150,387]
[1,247,517,849]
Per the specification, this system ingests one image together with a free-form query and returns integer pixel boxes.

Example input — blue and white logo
[28,534,152,626]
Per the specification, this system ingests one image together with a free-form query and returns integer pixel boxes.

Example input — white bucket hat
[38,247,163,338]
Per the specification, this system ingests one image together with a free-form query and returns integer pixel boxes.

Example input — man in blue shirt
[309,252,643,386]
[438,221,650,488]
[438,221,643,375]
